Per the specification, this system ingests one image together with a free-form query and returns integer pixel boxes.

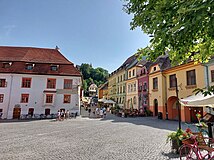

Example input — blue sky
[0,0,149,73]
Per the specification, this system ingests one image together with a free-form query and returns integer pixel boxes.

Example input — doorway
[13,108,21,119]
[154,99,158,116]
[190,107,203,123]
[45,108,50,116]
[28,108,34,117]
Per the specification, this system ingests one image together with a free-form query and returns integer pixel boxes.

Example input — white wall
[0,73,81,119]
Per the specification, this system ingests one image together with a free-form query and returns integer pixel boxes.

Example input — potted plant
[167,128,193,153]
[167,129,183,153]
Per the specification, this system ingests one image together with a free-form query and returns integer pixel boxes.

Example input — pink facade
[137,66,149,112]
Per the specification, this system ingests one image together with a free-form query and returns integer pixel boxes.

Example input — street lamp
[175,76,181,130]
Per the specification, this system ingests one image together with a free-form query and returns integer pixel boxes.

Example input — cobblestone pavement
[0,113,187,160]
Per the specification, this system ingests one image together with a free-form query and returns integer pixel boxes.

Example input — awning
[98,98,107,103]
[104,100,116,104]
[180,92,214,108]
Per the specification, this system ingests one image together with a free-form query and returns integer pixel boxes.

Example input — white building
[0,46,82,119]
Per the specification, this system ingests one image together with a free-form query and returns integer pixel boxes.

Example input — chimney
[55,46,60,50]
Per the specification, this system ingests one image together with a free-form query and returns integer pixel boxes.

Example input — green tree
[124,0,214,64]
[79,63,109,96]
[124,0,214,94]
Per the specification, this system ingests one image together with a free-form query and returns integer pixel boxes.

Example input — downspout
[6,74,13,119]
[205,65,209,88]
[162,73,168,120]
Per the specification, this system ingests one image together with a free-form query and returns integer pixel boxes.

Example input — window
[47,79,56,89]
[21,94,29,103]
[154,67,156,71]
[187,70,196,85]
[2,62,11,68]
[129,71,131,78]
[25,64,34,70]
[64,79,72,89]
[211,70,214,82]
[133,83,136,91]
[133,96,136,104]
[123,74,125,80]
[64,95,71,103]
[132,69,135,76]
[120,75,122,82]
[169,74,176,88]
[0,94,4,103]
[50,65,58,71]
[0,79,6,87]
[153,77,158,89]
[22,78,31,88]
[46,94,53,103]
[144,99,147,105]
[143,82,147,91]
[118,77,120,83]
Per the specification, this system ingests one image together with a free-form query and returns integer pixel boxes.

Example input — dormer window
[50,65,59,71]
[154,67,156,71]
[25,63,34,70]
[2,62,12,68]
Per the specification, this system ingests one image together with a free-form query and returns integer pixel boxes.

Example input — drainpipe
[162,73,168,120]
[205,65,209,88]
[6,74,13,119]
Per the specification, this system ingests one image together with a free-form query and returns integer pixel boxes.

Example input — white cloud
[3,25,16,36]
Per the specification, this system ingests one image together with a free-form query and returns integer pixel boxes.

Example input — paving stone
[0,114,183,160]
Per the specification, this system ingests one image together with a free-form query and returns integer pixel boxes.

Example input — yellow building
[126,60,139,109]
[108,54,138,108]
[164,62,206,122]
[149,55,211,122]
[108,72,117,101]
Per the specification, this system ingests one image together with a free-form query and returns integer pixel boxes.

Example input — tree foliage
[80,63,109,96]
[124,0,214,64]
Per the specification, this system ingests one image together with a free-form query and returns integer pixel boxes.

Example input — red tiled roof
[0,46,72,64]
[0,46,81,76]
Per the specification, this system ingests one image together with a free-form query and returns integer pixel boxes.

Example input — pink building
[137,61,152,112]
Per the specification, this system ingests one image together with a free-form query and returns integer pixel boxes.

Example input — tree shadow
[99,113,193,132]
[161,151,180,159]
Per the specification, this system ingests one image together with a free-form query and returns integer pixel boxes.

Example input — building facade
[0,46,82,119]
[137,61,152,112]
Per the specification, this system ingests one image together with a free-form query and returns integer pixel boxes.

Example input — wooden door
[13,108,21,119]
[190,107,203,123]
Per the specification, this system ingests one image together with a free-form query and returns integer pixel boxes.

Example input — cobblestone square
[0,114,182,160]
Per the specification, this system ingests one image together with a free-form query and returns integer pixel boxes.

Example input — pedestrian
[88,108,91,117]
[61,110,65,121]
[65,110,70,120]
[96,107,99,118]
[103,108,107,118]
[57,110,61,121]
[100,108,103,118]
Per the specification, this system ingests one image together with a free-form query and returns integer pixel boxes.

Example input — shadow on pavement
[161,151,180,159]
[99,113,191,132]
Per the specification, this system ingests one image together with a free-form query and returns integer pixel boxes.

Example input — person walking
[65,110,69,120]
[100,108,103,118]
[57,110,61,121]
[88,108,91,117]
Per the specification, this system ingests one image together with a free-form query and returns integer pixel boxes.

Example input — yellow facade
[108,72,117,101]
[115,69,126,108]
[149,61,207,122]
[126,66,138,109]
[149,64,166,116]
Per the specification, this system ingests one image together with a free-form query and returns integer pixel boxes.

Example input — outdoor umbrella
[104,100,116,104]
[98,98,107,103]
[179,92,214,108]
